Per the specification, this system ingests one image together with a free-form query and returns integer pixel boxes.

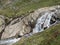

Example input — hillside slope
[14,24,60,45]
[0,0,60,17]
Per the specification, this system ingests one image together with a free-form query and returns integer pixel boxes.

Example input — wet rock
[33,5,60,33]
[33,11,58,33]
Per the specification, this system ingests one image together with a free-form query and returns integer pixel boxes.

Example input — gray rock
[0,15,5,32]
[1,8,42,39]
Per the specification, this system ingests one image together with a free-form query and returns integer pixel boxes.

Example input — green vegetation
[14,24,60,45]
[0,0,60,45]
[0,0,60,17]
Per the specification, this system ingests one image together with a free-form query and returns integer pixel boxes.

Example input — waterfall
[33,11,55,33]
[0,11,57,45]
[0,8,59,45]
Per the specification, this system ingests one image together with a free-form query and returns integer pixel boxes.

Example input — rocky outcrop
[0,5,60,45]
[0,5,60,40]
[1,10,41,39]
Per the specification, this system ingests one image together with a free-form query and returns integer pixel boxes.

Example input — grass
[0,0,60,17]
[14,24,60,45]
[0,0,60,45]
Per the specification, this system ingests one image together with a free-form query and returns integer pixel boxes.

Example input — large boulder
[1,8,43,39]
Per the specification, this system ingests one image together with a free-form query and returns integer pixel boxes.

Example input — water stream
[0,10,59,45]
[0,38,21,45]
[33,11,55,33]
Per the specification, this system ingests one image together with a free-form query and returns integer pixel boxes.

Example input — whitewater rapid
[0,38,21,45]
[33,11,55,33]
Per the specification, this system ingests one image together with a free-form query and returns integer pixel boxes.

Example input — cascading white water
[0,11,56,45]
[0,11,54,45]
[0,9,58,45]
[33,11,55,33]
[0,38,21,45]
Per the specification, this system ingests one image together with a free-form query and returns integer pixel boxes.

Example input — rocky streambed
[0,5,60,45]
